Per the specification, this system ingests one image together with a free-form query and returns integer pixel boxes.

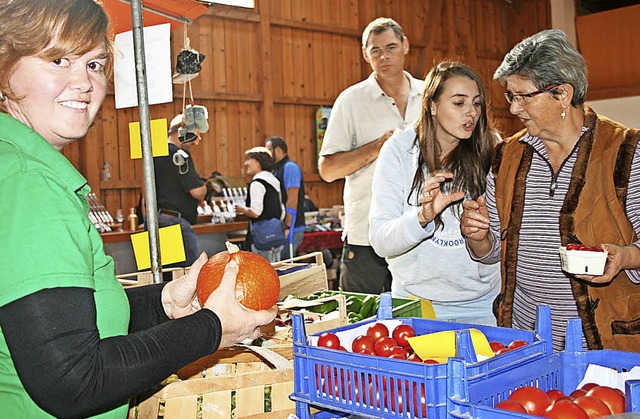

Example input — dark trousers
[339,241,391,294]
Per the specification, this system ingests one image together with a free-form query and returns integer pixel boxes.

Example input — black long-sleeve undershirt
[0,286,222,418]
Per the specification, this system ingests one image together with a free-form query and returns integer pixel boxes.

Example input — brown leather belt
[159,208,182,218]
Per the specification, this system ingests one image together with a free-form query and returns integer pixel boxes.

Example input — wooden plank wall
[65,0,551,217]
[576,4,640,101]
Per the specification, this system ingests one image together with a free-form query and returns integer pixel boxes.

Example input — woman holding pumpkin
[0,1,276,417]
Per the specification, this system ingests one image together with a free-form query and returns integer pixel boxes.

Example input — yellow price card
[129,118,169,159]
[130,224,186,270]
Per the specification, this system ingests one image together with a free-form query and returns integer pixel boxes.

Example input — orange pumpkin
[196,242,280,311]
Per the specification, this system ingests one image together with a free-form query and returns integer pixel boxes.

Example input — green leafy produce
[307,299,339,314]
[346,296,362,314]
[359,295,377,319]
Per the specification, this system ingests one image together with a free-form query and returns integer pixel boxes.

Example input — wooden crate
[269,293,348,344]
[273,252,328,301]
[128,345,295,419]
[117,267,187,287]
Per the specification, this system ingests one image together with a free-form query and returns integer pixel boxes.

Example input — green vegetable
[359,295,377,319]
[307,299,339,314]
[348,312,362,323]
[346,296,362,314]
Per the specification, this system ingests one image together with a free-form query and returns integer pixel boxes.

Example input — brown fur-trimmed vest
[492,105,640,351]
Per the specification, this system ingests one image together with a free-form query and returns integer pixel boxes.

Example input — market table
[297,230,343,254]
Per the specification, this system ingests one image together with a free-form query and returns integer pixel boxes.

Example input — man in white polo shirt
[318,17,425,293]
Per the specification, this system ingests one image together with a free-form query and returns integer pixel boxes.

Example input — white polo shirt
[320,71,425,245]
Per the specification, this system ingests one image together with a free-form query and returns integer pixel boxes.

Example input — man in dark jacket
[153,114,207,266]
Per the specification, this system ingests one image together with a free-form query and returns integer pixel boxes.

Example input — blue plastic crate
[447,317,640,418]
[292,293,553,419]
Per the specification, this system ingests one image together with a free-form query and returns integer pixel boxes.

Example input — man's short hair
[362,17,405,48]
[266,136,287,154]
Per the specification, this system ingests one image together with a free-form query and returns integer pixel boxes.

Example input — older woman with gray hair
[461,29,640,352]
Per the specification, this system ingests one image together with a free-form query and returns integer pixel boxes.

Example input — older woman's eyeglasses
[504,84,559,105]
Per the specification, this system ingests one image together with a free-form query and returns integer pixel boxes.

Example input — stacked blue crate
[291,293,553,419]
[447,317,640,418]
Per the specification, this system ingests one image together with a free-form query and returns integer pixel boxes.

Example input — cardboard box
[128,344,295,419]
[273,252,328,301]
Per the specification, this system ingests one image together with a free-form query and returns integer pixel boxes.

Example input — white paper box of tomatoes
[559,245,608,276]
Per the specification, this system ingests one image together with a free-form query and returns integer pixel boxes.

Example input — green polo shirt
[0,113,130,418]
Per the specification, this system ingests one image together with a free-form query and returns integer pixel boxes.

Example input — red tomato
[489,341,506,353]
[366,382,382,408]
[407,353,423,362]
[423,359,439,364]
[543,399,589,418]
[566,243,580,250]
[410,382,427,417]
[367,322,390,341]
[353,380,381,407]
[374,336,397,357]
[386,384,404,414]
[546,389,566,403]
[383,379,426,416]
[387,346,408,359]
[403,344,415,355]
[361,347,376,356]
[352,335,375,354]
[508,339,528,350]
[495,399,527,413]
[509,386,551,415]
[321,376,347,399]
[581,383,599,391]
[586,385,625,414]
[392,324,416,347]
[570,389,588,398]
[495,347,511,355]
[574,395,612,418]
[314,364,327,389]
[317,332,341,349]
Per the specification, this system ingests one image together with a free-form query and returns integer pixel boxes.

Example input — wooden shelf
[101,221,248,244]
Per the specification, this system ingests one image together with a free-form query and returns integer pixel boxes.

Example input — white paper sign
[114,23,173,109]
[578,364,640,391]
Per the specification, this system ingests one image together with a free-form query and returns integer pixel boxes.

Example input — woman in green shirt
[0,1,276,417]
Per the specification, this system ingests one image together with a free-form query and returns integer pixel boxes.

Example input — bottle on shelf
[128,207,138,231]
[212,199,222,214]
[202,200,213,215]
[211,199,222,224]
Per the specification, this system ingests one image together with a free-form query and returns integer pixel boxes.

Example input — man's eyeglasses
[504,84,559,105]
